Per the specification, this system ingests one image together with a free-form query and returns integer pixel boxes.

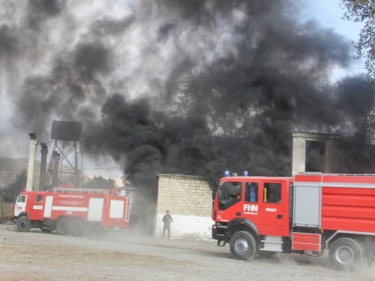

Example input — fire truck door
[216,182,243,222]
[14,194,27,217]
[44,196,54,218]
[31,194,45,220]
[109,200,125,219]
[257,181,289,236]
[88,198,104,222]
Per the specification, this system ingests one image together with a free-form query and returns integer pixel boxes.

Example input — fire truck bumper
[212,224,226,240]
[212,224,218,239]
[212,225,227,246]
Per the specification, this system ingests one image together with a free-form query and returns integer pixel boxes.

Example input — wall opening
[305,140,325,172]
[292,132,340,176]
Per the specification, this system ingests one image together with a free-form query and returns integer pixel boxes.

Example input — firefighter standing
[162,210,173,239]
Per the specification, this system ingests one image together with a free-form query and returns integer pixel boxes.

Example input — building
[156,174,213,240]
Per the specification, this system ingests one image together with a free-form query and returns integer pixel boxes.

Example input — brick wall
[156,174,213,240]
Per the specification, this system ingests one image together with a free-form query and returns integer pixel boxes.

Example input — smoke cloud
[0,0,374,195]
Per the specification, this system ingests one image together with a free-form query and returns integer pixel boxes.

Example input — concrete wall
[156,174,213,240]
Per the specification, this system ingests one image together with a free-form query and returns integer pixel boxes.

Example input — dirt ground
[0,223,374,281]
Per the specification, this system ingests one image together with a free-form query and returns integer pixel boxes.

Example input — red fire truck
[212,172,375,270]
[12,186,131,236]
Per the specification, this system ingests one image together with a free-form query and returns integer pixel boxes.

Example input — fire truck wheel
[16,216,30,232]
[56,218,70,236]
[229,231,256,261]
[70,219,84,237]
[329,238,364,270]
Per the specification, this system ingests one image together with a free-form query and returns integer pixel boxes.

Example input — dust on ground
[0,223,374,281]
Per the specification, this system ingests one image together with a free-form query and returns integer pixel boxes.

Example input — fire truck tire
[16,216,30,232]
[56,218,70,236]
[329,238,364,270]
[70,219,84,237]
[229,231,257,261]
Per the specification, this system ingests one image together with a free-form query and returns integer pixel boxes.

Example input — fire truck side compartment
[293,174,322,228]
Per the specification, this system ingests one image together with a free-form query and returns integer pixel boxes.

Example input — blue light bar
[243,171,248,176]
[224,170,230,177]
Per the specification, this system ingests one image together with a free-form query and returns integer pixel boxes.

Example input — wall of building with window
[156,174,213,240]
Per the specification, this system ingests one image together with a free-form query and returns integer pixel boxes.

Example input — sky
[307,0,363,41]
[305,0,365,80]
[0,0,368,180]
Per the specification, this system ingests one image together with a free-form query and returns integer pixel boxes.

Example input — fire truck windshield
[17,195,26,203]
[218,182,242,210]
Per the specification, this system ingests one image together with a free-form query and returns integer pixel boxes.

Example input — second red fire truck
[12,186,131,236]
[212,171,375,270]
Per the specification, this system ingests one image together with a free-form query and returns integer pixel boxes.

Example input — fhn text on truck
[212,171,375,270]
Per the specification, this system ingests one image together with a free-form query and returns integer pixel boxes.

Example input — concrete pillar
[292,136,306,176]
[26,133,37,191]
[39,143,48,191]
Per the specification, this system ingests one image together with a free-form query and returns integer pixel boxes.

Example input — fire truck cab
[212,172,375,270]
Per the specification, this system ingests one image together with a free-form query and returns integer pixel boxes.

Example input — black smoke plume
[1,1,375,226]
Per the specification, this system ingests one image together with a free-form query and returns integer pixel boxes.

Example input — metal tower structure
[44,121,82,189]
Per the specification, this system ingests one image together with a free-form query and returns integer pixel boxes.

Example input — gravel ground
[0,223,374,281]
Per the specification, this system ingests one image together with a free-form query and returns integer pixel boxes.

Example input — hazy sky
[308,0,363,41]
[305,0,365,79]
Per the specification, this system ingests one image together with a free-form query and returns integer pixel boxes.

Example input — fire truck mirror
[212,188,218,200]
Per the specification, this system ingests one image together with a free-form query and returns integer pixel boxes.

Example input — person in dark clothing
[162,210,173,239]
